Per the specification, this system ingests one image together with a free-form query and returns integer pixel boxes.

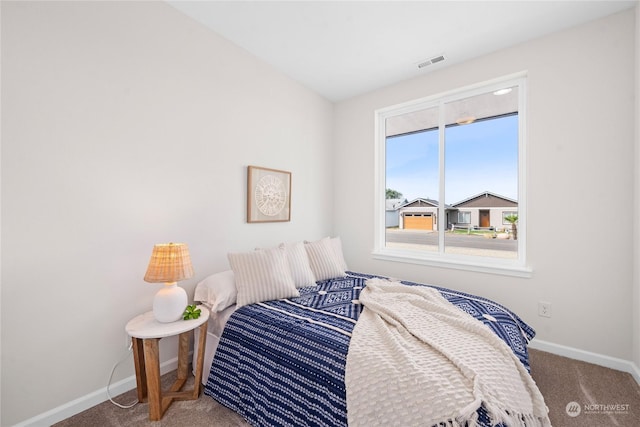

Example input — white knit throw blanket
[345,279,551,427]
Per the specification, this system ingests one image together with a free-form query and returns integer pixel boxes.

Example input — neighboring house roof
[398,197,453,209]
[392,193,517,211]
[451,191,518,208]
[386,198,406,210]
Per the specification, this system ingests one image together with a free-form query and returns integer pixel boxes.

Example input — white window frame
[373,73,531,278]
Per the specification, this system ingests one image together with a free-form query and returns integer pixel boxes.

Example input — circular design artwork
[255,174,287,216]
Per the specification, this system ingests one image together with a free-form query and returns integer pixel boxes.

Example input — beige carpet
[54,349,640,427]
[529,349,640,427]
[53,372,248,427]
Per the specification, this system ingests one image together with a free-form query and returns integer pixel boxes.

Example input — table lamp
[144,242,193,323]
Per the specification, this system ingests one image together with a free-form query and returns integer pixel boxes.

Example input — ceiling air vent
[417,54,445,69]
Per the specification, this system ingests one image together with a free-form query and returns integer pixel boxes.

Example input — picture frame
[247,165,291,223]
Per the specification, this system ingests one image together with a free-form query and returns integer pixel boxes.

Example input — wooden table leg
[192,321,207,398]
[177,331,190,383]
[143,338,162,421]
[131,337,147,402]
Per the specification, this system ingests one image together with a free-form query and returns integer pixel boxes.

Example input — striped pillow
[228,246,299,307]
[280,242,317,288]
[330,236,348,271]
[305,237,347,281]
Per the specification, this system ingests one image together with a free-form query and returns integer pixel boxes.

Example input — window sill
[371,247,532,278]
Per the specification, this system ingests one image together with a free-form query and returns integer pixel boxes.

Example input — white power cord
[106,342,138,409]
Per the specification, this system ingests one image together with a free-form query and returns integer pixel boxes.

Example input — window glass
[457,212,470,224]
[385,108,439,253]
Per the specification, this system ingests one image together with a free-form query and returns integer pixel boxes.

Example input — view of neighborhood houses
[384,98,519,259]
[385,190,517,234]
[384,190,519,260]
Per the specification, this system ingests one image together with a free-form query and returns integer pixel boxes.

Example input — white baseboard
[12,355,180,427]
[529,338,640,385]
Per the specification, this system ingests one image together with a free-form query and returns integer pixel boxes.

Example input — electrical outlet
[538,301,552,318]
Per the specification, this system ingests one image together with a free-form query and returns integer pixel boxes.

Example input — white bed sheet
[192,304,237,384]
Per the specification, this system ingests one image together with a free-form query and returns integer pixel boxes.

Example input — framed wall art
[247,165,291,223]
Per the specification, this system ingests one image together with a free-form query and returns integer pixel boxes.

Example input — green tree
[504,214,518,240]
[386,188,403,199]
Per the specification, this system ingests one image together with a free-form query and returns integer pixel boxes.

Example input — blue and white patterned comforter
[205,272,535,427]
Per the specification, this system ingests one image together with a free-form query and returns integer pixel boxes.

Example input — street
[385,229,517,252]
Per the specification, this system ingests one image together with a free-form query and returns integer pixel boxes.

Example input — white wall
[634,3,640,373]
[0,2,333,425]
[334,9,636,362]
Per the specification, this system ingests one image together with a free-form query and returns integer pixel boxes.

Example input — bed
[193,238,549,427]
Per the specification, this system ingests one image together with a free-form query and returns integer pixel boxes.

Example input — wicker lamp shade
[144,243,194,283]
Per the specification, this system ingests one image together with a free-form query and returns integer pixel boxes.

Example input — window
[502,211,518,225]
[457,212,471,224]
[374,74,530,277]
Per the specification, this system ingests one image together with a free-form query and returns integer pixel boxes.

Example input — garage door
[404,214,433,230]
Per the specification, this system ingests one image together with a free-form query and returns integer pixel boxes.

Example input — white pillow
[228,246,299,307]
[280,242,317,288]
[304,237,347,281]
[193,270,237,312]
[330,236,348,271]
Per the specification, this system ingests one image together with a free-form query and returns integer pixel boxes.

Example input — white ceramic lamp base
[153,283,188,323]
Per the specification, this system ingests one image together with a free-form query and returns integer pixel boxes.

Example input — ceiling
[167,1,636,102]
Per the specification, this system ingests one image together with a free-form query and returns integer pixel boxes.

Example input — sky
[386,114,518,205]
